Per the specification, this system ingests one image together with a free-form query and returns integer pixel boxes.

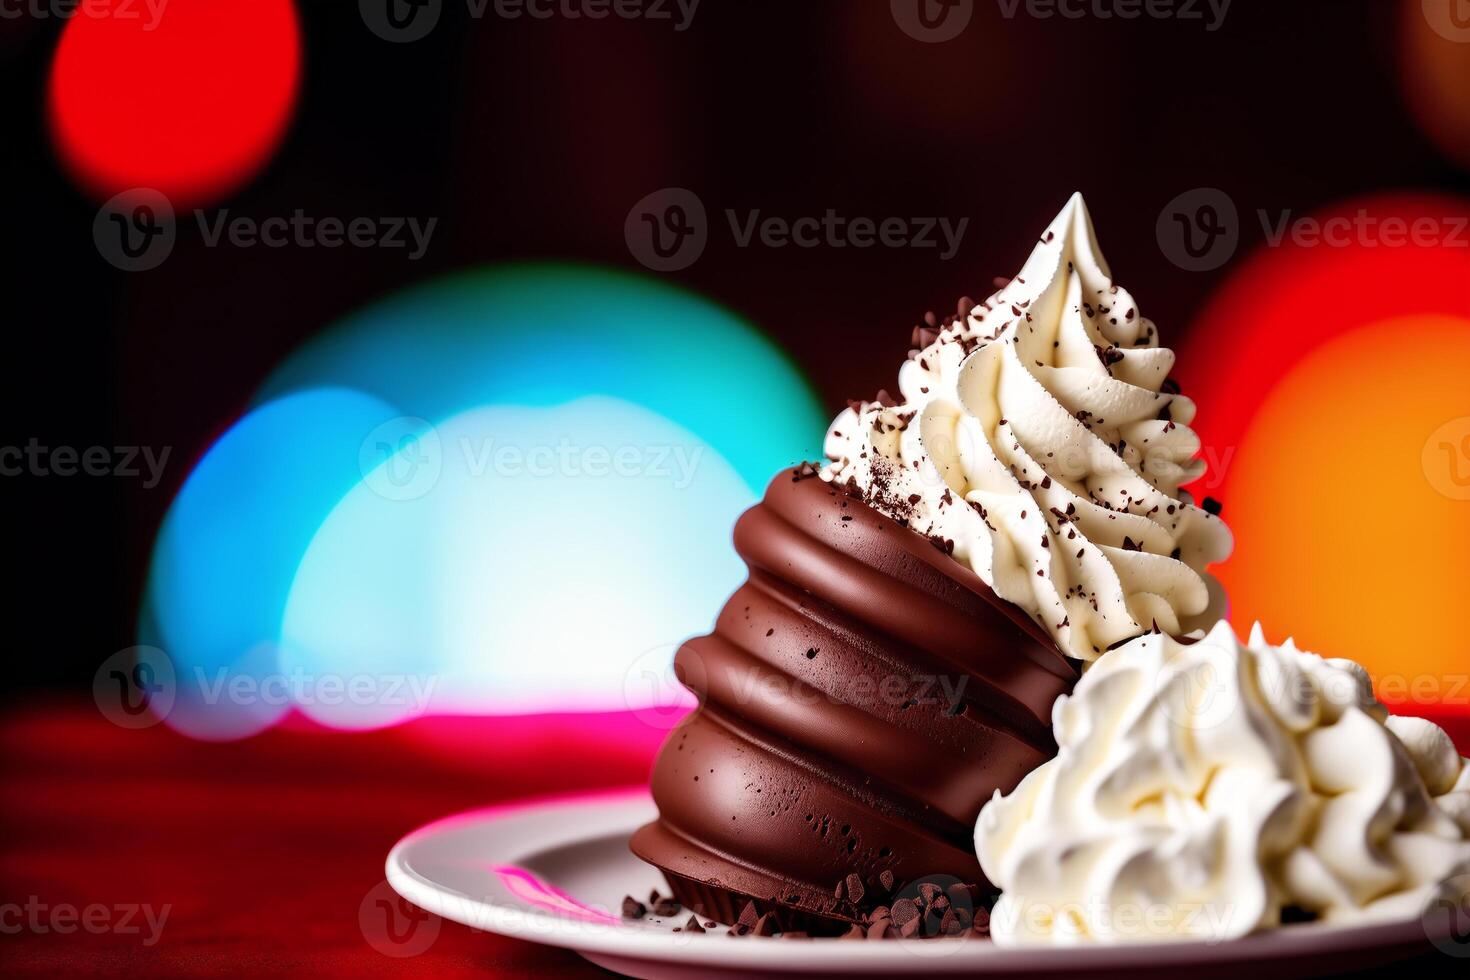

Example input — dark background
[3,0,1463,695]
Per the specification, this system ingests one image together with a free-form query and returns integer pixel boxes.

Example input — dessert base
[632,822,860,936]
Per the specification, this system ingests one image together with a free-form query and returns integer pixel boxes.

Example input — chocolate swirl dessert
[632,194,1232,934]
[630,468,1076,932]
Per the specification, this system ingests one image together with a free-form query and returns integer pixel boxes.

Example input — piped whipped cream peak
[823,193,1232,660]
[975,621,1470,946]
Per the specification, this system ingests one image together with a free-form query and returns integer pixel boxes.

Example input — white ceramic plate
[385,788,1453,979]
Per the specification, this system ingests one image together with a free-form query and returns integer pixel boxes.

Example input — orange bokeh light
[48,0,301,208]
[1221,315,1470,700]
[1178,194,1470,721]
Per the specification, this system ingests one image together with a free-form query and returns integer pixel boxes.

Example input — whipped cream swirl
[976,621,1470,945]
[823,193,1231,660]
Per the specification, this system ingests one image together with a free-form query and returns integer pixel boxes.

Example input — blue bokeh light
[139,387,407,740]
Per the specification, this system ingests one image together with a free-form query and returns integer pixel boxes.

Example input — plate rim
[385,787,1445,972]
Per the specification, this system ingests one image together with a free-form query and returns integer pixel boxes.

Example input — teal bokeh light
[142,263,825,738]
[258,263,825,493]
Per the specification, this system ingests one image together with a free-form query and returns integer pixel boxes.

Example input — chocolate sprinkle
[890,898,919,927]
[736,901,760,930]
[911,324,941,349]
[928,535,955,556]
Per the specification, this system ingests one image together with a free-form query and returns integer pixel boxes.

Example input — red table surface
[0,700,669,977]
[2,701,1467,977]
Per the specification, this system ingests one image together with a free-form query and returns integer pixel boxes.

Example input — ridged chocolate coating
[630,469,1078,932]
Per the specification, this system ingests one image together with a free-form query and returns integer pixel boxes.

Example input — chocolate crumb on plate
[736,900,760,930]
[890,898,919,928]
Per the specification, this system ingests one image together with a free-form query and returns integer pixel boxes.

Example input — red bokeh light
[1179,193,1470,465]
[48,0,301,208]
